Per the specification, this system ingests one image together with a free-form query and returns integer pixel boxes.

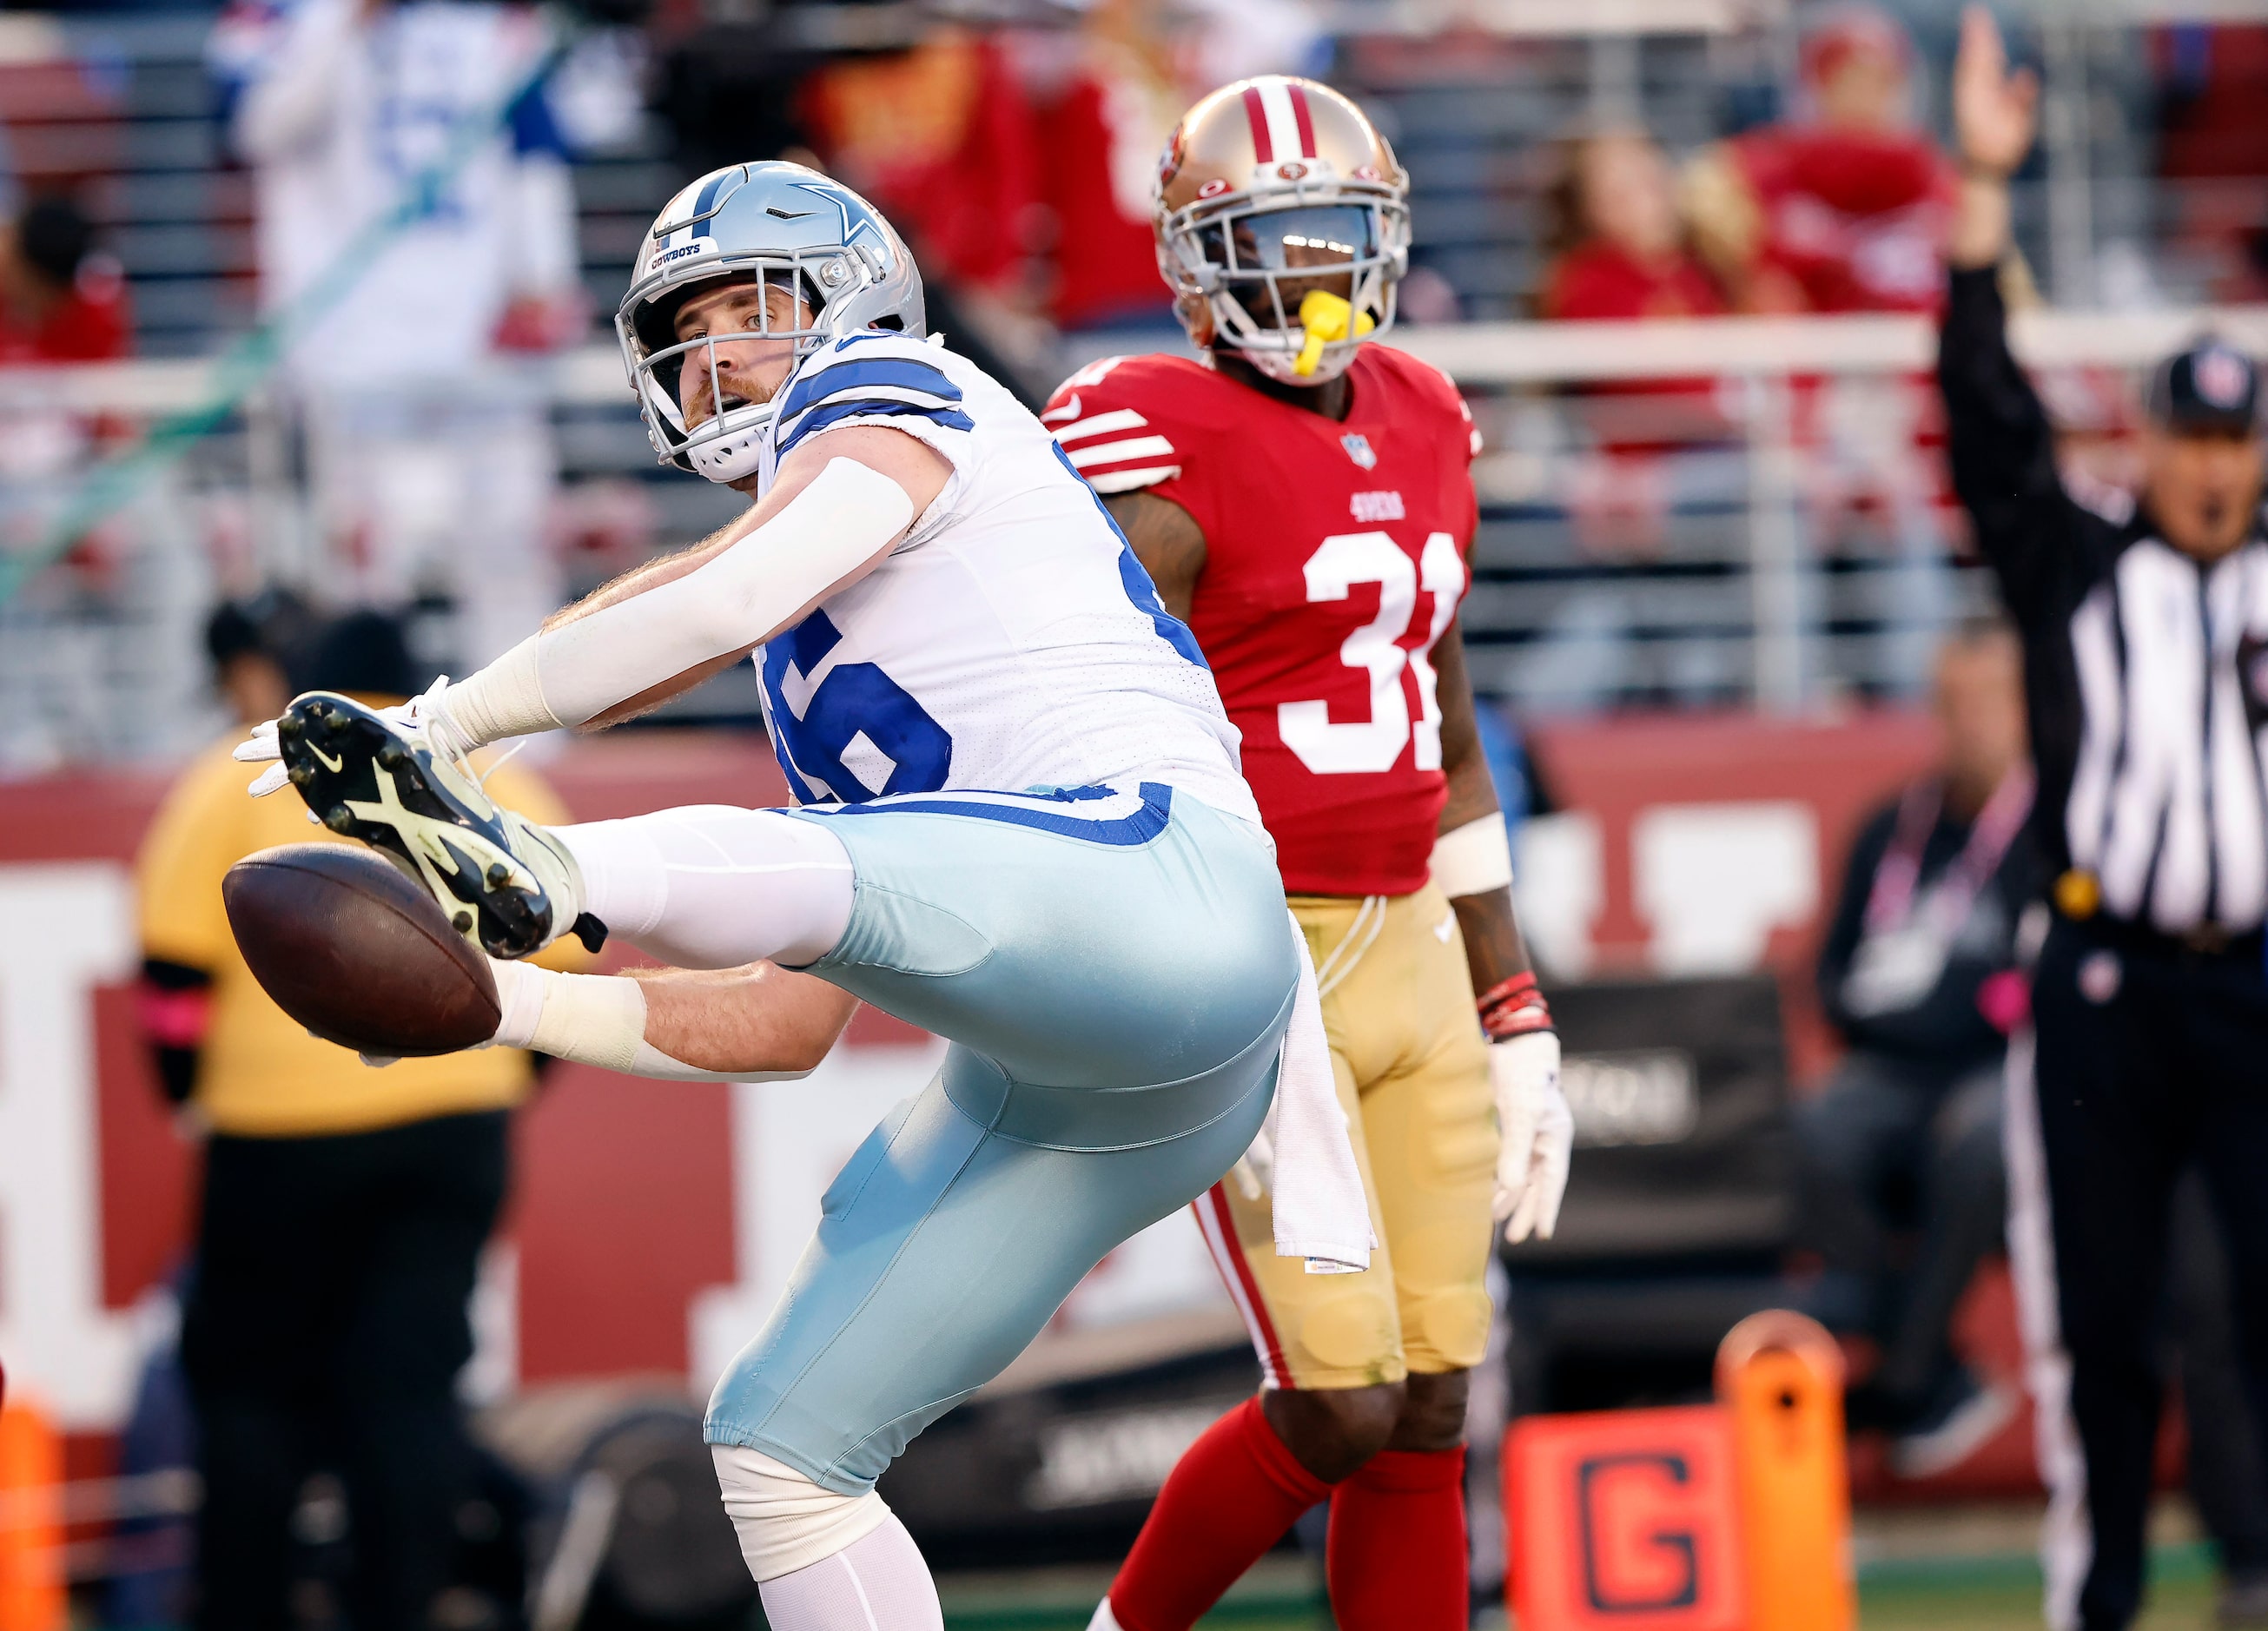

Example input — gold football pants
[1195,884,1498,1390]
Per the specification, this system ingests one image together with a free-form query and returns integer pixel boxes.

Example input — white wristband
[439,636,561,749]
[490,961,820,1083]
[1430,814,1514,899]
[493,961,643,1073]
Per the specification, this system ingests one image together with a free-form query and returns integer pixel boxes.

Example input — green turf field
[1855,1542,2218,1630]
[933,1543,2230,1629]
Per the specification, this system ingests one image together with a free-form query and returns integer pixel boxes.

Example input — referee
[1942,13,2268,1631]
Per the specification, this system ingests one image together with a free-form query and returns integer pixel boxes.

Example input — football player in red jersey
[1048,77,1574,1631]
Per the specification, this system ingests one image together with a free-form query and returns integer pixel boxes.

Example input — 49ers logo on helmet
[1158,128,1187,192]
[1151,76,1412,386]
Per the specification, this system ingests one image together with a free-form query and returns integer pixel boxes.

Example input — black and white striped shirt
[1941,268,2268,936]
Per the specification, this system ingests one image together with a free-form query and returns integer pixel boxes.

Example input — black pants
[2170,1168,2268,1581]
[181,1111,509,1631]
[1795,1049,2007,1412]
[2020,920,2268,1631]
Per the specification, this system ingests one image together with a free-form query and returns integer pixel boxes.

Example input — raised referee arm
[1939,7,2073,622]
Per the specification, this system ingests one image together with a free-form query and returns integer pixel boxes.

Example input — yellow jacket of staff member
[137,731,592,1138]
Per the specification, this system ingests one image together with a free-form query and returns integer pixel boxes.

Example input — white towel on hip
[1265,910,1374,1275]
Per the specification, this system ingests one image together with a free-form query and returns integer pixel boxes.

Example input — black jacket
[1939,267,2268,934]
[1816,786,2037,1069]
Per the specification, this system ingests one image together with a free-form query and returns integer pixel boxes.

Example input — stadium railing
[1395,306,2268,715]
[4,303,2266,771]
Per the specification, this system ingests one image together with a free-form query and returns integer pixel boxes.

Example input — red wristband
[1477,971,1552,1040]
[1476,972,1537,1008]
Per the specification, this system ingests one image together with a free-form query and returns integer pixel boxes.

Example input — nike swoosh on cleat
[414,830,465,880]
[436,836,499,899]
[308,743,344,772]
[345,783,471,891]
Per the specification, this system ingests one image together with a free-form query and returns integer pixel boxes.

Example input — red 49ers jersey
[1043,346,1481,896]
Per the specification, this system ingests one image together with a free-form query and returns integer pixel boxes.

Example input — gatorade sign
[1507,1406,1746,1631]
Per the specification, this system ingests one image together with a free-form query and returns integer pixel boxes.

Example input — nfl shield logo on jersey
[1340,433,1378,470]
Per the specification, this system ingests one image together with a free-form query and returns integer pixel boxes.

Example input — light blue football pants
[702,782,1295,1494]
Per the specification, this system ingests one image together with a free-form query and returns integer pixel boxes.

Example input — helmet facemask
[1160,188,1410,386]
[619,246,891,485]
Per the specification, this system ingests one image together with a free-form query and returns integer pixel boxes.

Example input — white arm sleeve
[1430,814,1515,899]
[438,457,915,745]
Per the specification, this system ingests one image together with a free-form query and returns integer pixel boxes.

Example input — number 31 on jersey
[1279,531,1465,776]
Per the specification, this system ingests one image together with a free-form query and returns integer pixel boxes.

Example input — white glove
[232,716,296,797]
[233,677,468,797]
[1490,1030,1573,1244]
[1228,1122,1275,1201]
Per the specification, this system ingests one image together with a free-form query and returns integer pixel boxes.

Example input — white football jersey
[750,332,1260,827]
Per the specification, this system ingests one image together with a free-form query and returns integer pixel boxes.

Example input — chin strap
[687,416,771,484]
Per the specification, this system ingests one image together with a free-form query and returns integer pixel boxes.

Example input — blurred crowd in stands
[8,5,2268,1617]
[3,0,2267,724]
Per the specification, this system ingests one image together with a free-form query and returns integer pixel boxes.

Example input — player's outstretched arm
[632,962,858,1075]
[236,426,952,787]
[1432,625,1573,1245]
[490,957,859,1080]
[545,426,945,631]
[446,426,950,744]
[1103,491,1207,620]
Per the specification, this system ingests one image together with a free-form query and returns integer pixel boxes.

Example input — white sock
[756,1515,942,1631]
[551,806,855,969]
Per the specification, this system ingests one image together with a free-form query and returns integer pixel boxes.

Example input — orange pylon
[1716,1311,1855,1631]
[0,1396,65,1631]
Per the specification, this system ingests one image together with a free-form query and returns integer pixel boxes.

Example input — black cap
[300,610,417,700]
[2148,336,2261,435]
[204,588,314,671]
[15,196,94,289]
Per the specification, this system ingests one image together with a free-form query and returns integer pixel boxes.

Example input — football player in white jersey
[235,162,1379,1631]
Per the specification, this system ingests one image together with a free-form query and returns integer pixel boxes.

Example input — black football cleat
[274,691,590,959]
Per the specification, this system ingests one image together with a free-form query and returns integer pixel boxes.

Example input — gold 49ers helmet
[1154,76,1411,386]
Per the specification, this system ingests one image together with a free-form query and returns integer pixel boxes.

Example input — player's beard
[675,338,799,433]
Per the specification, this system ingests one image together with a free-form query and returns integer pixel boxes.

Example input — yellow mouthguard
[1293,290,1375,377]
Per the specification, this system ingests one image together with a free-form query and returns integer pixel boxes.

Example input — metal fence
[1392,307,2268,714]
[4,304,2266,773]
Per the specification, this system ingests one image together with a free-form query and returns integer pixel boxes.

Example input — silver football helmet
[618,162,927,485]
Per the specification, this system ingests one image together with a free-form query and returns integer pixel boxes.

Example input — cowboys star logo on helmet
[1154,76,1412,386]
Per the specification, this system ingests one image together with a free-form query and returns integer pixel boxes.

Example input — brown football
[224,843,500,1056]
